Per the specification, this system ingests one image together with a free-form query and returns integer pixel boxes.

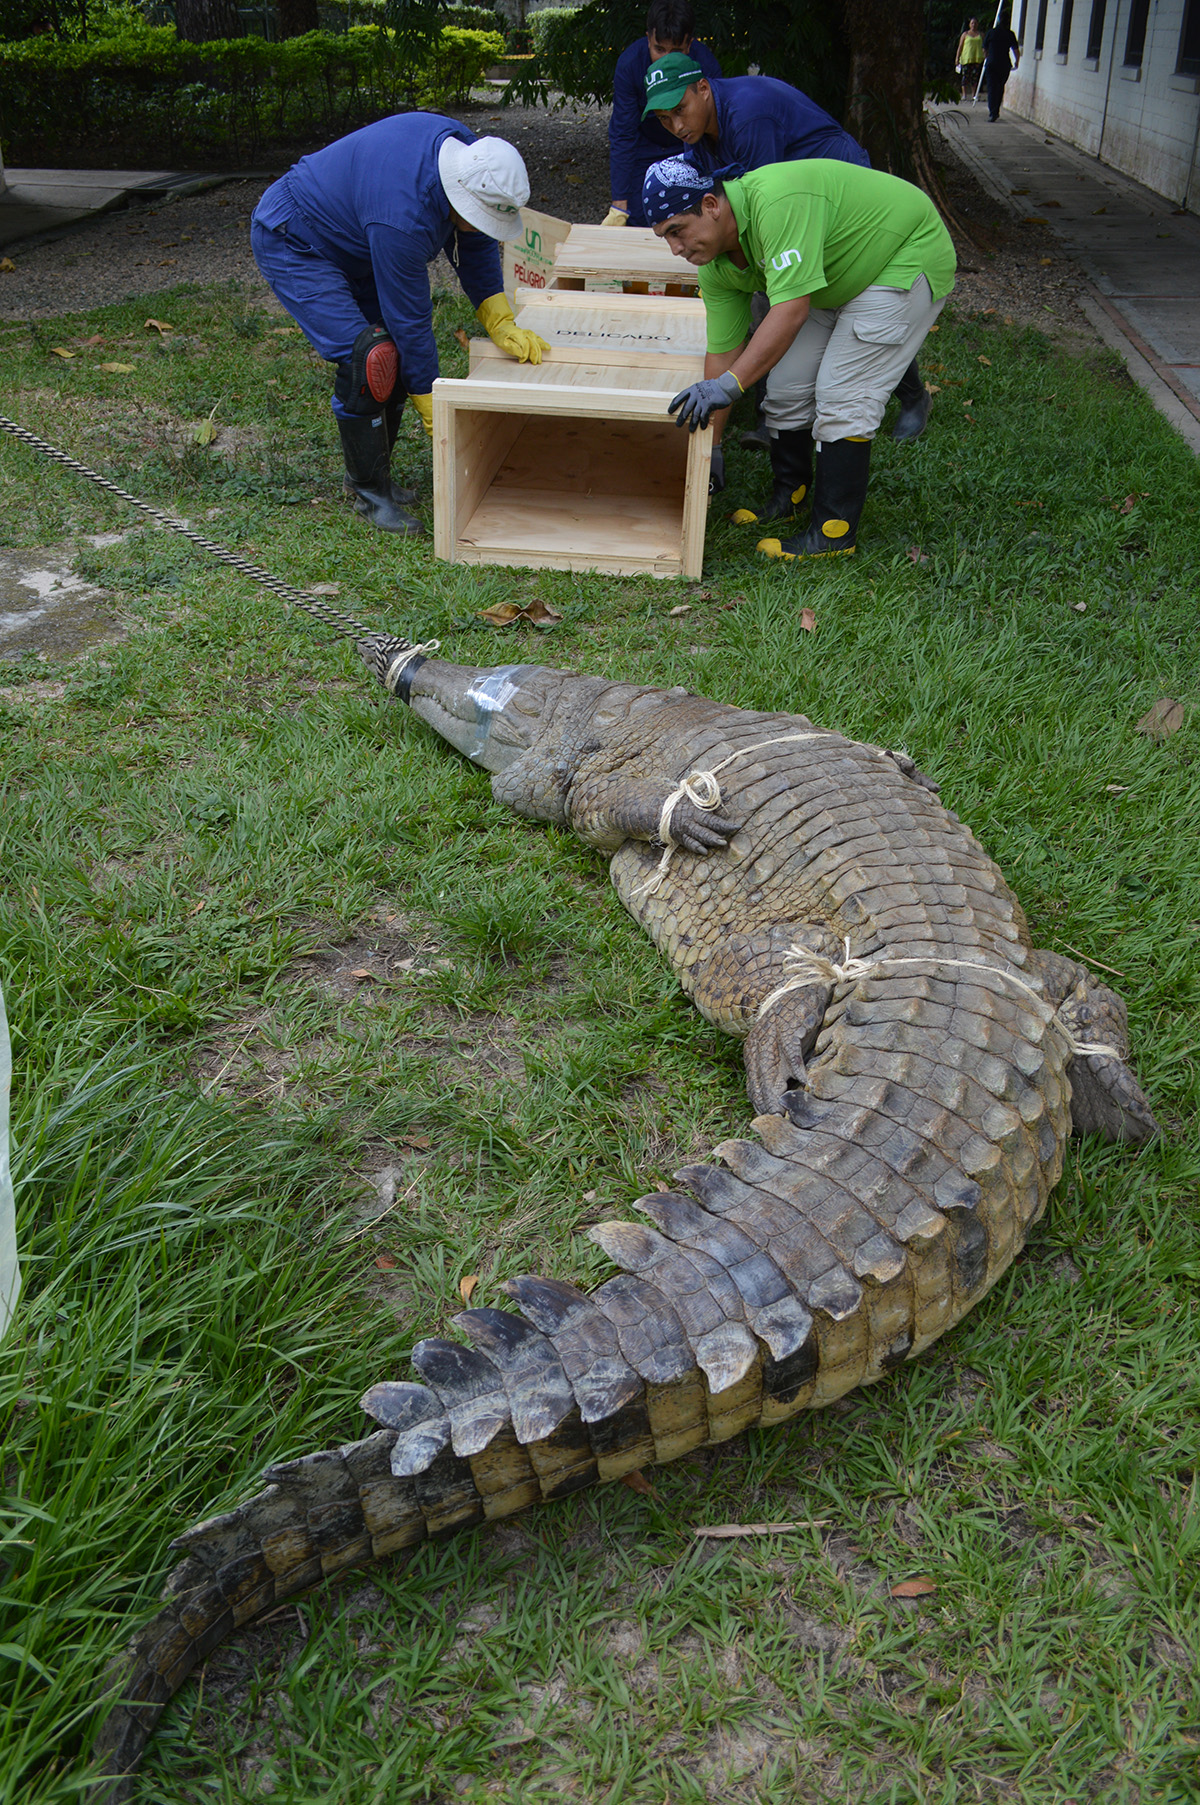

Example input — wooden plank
[463,348,694,397]
[681,428,713,582]
[468,337,702,378]
[436,376,686,420]
[549,223,699,293]
[433,386,524,555]
[502,207,571,294]
[514,289,706,357]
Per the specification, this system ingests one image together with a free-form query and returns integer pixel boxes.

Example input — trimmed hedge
[0,21,504,161]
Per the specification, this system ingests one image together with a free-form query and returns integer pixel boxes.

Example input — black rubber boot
[337,414,423,534]
[757,436,871,561]
[730,428,814,526]
[891,359,930,440]
[382,394,417,504]
[740,378,770,451]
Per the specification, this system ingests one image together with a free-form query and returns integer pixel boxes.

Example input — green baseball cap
[642,50,706,117]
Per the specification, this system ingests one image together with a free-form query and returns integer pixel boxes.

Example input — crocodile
[93,645,1158,1796]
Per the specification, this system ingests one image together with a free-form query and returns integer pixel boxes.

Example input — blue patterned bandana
[642,157,714,225]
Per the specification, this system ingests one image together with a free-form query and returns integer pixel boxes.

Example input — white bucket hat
[438,135,529,242]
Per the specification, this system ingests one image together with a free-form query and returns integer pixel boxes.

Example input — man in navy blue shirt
[646,65,868,174]
[605,0,721,228]
[252,114,546,535]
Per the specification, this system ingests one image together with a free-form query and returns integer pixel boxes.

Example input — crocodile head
[358,641,672,776]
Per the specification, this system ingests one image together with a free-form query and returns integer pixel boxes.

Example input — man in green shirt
[643,156,956,559]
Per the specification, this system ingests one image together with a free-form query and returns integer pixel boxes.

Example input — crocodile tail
[94,966,1075,1795]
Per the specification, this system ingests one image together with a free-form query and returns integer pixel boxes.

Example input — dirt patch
[0,539,128,662]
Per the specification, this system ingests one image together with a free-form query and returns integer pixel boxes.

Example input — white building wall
[1005,0,1200,208]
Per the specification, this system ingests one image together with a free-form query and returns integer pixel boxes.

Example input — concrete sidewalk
[934,102,1200,455]
[0,169,230,250]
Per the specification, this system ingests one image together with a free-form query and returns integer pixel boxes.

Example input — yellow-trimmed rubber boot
[757,437,871,561]
[730,428,813,526]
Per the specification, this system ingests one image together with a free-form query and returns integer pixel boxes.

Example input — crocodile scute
[91,651,1158,1796]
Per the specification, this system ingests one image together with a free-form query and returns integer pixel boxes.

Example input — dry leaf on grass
[978,355,992,365]
[401,1133,432,1152]
[459,1274,479,1305]
[99,362,135,373]
[453,327,471,350]
[350,967,374,980]
[78,334,104,347]
[194,405,219,447]
[621,1470,656,1496]
[907,546,929,565]
[693,1519,831,1539]
[890,1577,937,1597]
[800,607,816,632]
[0,258,15,273]
[1135,698,1185,739]
[374,1252,398,1270]
[271,326,299,335]
[51,347,75,359]
[1117,492,1150,513]
[669,604,691,617]
[1072,600,1087,613]
[308,582,342,596]
[144,318,173,334]
[479,599,563,630]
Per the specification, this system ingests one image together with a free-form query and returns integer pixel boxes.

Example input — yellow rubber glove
[411,392,434,437]
[476,293,551,366]
[600,206,629,227]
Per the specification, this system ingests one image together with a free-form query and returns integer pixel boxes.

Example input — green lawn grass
[1,280,1198,1804]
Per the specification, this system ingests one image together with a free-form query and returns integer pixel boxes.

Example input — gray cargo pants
[764,275,946,443]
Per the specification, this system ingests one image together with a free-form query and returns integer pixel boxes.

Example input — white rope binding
[383,640,441,693]
[756,939,1121,1061]
[635,731,825,896]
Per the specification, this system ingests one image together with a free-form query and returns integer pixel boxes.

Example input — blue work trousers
[251,218,386,422]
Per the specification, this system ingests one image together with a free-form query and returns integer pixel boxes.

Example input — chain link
[0,411,402,648]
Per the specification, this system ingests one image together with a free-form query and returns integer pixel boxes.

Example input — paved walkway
[0,169,229,250]
[935,102,1200,455]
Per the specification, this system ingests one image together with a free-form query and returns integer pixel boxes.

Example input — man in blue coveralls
[644,52,931,516]
[252,115,548,536]
[603,0,721,228]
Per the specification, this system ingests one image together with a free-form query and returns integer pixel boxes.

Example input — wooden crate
[433,343,711,580]
[548,223,699,295]
[514,287,706,359]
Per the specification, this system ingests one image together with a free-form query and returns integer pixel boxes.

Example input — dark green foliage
[0,18,502,161]
[504,0,850,122]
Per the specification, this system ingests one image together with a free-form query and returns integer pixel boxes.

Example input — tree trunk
[839,0,972,236]
[176,0,245,40]
[276,0,320,36]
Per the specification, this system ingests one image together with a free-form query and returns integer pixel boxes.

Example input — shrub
[527,3,576,54]
[0,19,504,160]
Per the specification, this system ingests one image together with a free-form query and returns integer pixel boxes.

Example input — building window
[1034,0,1050,49]
[1014,0,1028,42]
[1086,0,1107,58]
[1179,0,1200,74]
[1124,0,1150,64]
[1058,0,1075,55]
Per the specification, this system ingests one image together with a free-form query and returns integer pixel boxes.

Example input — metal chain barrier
[0,411,401,648]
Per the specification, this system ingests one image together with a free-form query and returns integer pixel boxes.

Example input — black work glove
[708,445,726,496]
[668,369,742,433]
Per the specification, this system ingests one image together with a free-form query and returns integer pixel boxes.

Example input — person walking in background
[984,11,1021,120]
[956,17,985,100]
[251,115,546,535]
[604,0,721,227]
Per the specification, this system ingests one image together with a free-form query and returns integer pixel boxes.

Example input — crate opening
[454,411,690,568]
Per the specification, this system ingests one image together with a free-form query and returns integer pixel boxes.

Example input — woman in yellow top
[956,17,984,99]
